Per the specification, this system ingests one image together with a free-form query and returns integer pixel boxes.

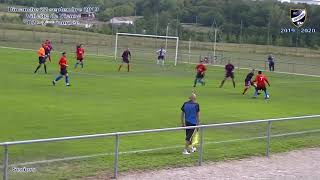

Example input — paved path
[120,148,320,180]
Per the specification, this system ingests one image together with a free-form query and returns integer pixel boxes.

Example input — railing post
[113,134,120,179]
[266,121,272,157]
[198,127,204,166]
[3,144,8,180]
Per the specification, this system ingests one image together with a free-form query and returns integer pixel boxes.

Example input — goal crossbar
[116,33,179,40]
[114,33,179,66]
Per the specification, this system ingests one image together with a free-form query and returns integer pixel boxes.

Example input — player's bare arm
[181,112,185,127]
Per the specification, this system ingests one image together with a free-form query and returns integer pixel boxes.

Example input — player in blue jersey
[242,69,255,95]
[181,93,200,155]
[267,54,275,71]
[219,61,236,88]
[118,48,131,72]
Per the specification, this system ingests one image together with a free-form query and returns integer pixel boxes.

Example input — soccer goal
[114,33,179,66]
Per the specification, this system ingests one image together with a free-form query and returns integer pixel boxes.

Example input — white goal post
[114,32,179,66]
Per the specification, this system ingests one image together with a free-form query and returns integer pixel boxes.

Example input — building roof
[110,16,143,22]
[279,0,320,5]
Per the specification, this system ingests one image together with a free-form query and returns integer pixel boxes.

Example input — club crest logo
[290,9,307,28]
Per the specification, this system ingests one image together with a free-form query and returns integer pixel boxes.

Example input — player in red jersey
[253,71,270,99]
[219,61,236,88]
[193,60,207,87]
[52,52,70,86]
[74,44,85,69]
[118,48,131,72]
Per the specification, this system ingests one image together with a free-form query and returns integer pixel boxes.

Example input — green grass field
[0,47,320,180]
[1,26,320,78]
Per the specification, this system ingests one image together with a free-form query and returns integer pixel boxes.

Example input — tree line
[2,0,320,48]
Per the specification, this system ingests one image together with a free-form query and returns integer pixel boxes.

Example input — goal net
[114,33,179,66]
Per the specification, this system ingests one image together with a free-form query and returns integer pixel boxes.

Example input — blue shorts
[245,80,252,86]
[196,72,204,79]
[122,58,129,64]
[60,69,68,75]
[225,72,234,78]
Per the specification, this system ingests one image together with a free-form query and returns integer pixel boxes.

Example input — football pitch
[0,47,320,179]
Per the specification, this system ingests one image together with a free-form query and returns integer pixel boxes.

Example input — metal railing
[1,115,320,180]
[181,55,320,77]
